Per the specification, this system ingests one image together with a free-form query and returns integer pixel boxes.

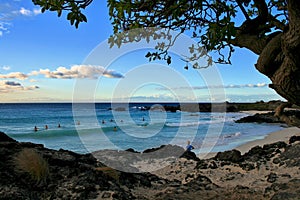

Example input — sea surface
[0,103,284,154]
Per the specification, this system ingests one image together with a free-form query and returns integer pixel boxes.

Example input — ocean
[0,103,284,154]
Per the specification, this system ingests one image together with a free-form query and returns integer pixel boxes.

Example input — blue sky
[0,0,285,103]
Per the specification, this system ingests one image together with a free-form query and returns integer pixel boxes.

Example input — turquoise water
[0,103,284,154]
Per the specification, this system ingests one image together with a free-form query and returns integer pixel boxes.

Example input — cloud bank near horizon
[0,65,124,80]
[156,83,268,91]
[0,80,39,93]
[30,65,124,79]
[0,65,124,93]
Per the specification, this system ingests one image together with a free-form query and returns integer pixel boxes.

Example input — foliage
[32,0,91,28]
[32,1,300,106]
[106,0,288,65]
[14,148,49,184]
[32,0,288,65]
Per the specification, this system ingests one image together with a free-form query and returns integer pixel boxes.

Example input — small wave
[165,119,225,127]
[223,132,242,139]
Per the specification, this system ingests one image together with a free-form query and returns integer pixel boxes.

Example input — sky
[0,0,285,103]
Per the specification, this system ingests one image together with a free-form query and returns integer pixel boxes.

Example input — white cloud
[29,79,37,82]
[2,66,10,71]
[0,21,11,37]
[157,83,268,91]
[0,65,124,80]
[31,65,124,79]
[33,8,41,15]
[19,7,31,16]
[19,7,41,16]
[0,72,28,80]
[0,80,39,93]
[0,1,41,36]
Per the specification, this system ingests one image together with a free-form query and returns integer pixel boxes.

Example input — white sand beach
[197,126,300,159]
[239,110,272,115]
[236,126,300,154]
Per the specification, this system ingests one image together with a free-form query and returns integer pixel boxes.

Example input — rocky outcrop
[235,112,284,123]
[214,149,243,163]
[236,110,300,127]
[0,131,156,199]
[180,150,201,161]
[1,131,300,199]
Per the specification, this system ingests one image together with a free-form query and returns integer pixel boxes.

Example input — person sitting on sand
[186,140,194,152]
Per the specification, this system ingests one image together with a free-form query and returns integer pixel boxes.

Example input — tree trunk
[255,0,300,106]
[274,102,292,117]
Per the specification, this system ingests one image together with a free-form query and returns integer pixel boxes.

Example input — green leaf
[57,9,62,17]
[67,12,72,20]
[167,56,171,65]
[81,14,87,22]
[145,52,152,58]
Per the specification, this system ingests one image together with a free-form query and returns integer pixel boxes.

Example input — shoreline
[235,126,300,154]
[2,124,300,199]
[198,125,300,159]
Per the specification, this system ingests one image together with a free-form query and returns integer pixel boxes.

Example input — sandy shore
[239,110,272,115]
[236,126,300,154]
[197,126,300,159]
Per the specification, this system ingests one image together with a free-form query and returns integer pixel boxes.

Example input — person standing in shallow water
[186,140,194,152]
[113,126,117,132]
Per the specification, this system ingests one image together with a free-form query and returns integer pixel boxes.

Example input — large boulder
[0,131,16,143]
[214,149,243,163]
[180,150,201,161]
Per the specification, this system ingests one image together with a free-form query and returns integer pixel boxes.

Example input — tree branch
[236,0,250,20]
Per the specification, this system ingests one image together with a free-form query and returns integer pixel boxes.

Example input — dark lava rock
[142,144,185,157]
[143,145,166,153]
[125,148,140,153]
[268,179,300,200]
[289,135,300,144]
[239,163,255,171]
[235,112,283,124]
[263,141,287,150]
[214,149,243,163]
[185,175,218,190]
[235,185,250,190]
[271,192,299,200]
[279,143,300,167]
[245,145,264,157]
[0,131,17,142]
[265,182,289,193]
[273,157,281,164]
[236,110,300,127]
[267,173,278,183]
[242,141,286,163]
[180,150,201,161]
[195,159,209,169]
[0,132,152,200]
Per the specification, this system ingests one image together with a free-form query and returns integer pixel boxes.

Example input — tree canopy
[32,0,300,107]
